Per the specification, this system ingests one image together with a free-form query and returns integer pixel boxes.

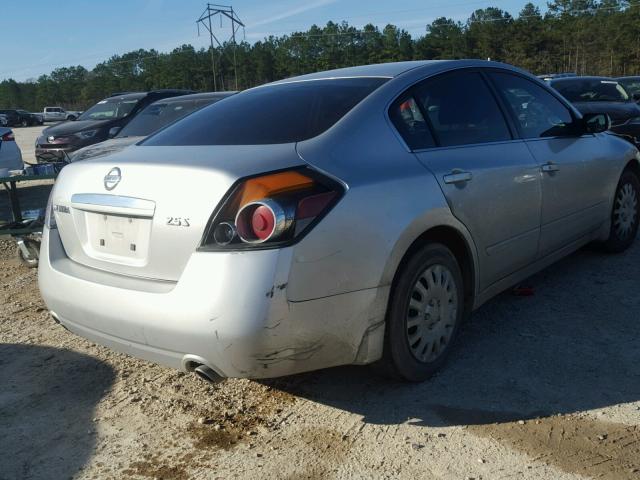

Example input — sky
[2,0,548,81]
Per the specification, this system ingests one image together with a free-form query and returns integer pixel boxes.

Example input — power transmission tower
[196,3,245,91]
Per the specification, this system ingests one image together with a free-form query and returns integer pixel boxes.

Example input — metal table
[0,173,57,266]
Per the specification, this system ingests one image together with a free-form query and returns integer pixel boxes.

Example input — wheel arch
[624,157,640,179]
[386,223,478,317]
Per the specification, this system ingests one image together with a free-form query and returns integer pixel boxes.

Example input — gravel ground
[0,231,639,480]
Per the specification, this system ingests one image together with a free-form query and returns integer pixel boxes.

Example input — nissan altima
[38,60,640,382]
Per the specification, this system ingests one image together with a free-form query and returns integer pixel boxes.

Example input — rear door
[487,71,610,257]
[396,70,542,290]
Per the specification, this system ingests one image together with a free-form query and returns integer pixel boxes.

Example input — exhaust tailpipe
[194,364,222,384]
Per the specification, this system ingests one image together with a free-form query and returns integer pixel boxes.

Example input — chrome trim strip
[70,193,156,217]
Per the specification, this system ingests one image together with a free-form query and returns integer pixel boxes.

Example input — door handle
[443,171,473,184]
[541,162,560,173]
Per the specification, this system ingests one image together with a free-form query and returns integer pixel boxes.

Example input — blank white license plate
[85,212,152,262]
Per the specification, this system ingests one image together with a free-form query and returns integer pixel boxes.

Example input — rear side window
[413,72,512,147]
[144,78,388,146]
[389,97,435,150]
[490,72,575,138]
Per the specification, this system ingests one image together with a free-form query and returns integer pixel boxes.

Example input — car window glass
[78,99,138,121]
[618,79,640,96]
[491,72,575,138]
[118,100,202,137]
[144,78,387,146]
[413,72,511,147]
[552,79,629,102]
[389,96,435,150]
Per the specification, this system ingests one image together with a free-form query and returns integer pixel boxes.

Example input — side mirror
[633,93,640,102]
[108,126,121,138]
[583,113,610,134]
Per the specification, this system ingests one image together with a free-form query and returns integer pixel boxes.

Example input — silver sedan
[38,60,640,382]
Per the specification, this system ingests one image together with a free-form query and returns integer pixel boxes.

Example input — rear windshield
[117,98,220,138]
[552,79,629,103]
[143,78,387,146]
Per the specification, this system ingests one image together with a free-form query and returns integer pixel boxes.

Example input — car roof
[267,60,532,87]
[268,61,443,84]
[148,91,236,105]
[107,89,194,102]
[617,76,640,80]
[550,76,620,84]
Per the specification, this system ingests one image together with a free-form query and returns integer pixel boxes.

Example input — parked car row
[0,109,43,127]
[39,60,640,384]
[69,91,235,162]
[35,89,199,162]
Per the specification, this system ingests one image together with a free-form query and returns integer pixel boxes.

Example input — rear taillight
[200,168,343,250]
[1,131,15,141]
[45,191,57,230]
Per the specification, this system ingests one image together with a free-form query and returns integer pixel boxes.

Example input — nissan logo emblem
[104,167,121,191]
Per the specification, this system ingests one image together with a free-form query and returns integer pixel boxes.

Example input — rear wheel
[602,170,639,253]
[378,244,464,382]
[20,118,28,127]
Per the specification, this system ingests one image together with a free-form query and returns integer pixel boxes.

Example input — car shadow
[0,343,115,479]
[265,243,640,427]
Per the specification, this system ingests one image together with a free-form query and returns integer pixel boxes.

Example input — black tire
[377,243,465,382]
[20,118,28,127]
[17,239,40,268]
[602,170,640,253]
[67,115,76,121]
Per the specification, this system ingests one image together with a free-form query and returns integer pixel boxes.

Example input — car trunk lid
[51,144,304,281]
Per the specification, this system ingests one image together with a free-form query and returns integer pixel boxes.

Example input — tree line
[3,0,640,111]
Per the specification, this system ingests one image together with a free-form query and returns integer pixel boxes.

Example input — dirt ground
[1,129,640,479]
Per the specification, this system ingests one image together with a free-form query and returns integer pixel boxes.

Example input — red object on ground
[512,285,535,296]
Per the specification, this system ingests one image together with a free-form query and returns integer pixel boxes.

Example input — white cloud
[248,0,339,28]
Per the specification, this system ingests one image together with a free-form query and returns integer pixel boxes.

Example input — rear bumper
[38,228,387,378]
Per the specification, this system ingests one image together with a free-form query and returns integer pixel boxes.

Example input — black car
[0,109,41,127]
[35,89,193,162]
[549,76,640,145]
[70,91,236,162]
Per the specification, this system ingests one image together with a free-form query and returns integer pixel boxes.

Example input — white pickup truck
[42,106,83,122]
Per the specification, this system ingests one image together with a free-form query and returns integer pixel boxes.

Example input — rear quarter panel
[291,78,479,302]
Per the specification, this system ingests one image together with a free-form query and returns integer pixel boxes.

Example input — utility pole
[196,3,245,91]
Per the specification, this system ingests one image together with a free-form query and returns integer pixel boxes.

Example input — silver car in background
[39,60,640,382]
[0,128,24,172]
